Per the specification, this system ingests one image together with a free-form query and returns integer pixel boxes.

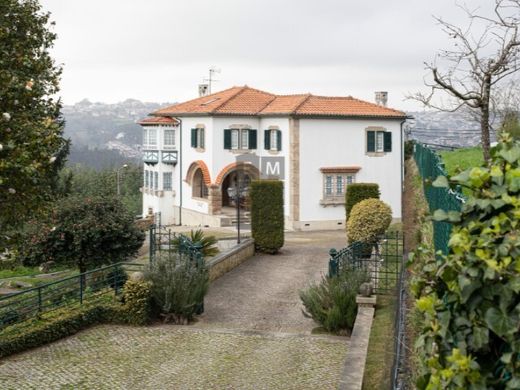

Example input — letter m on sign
[261,157,285,179]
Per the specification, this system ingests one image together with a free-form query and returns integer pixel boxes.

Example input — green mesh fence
[413,143,465,255]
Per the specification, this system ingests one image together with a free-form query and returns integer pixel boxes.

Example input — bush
[250,180,284,253]
[117,279,152,326]
[404,140,415,160]
[171,229,219,258]
[106,265,128,291]
[345,183,380,221]
[300,268,367,334]
[412,133,520,389]
[347,198,392,244]
[145,253,209,324]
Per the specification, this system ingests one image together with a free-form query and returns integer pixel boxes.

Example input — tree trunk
[481,78,492,163]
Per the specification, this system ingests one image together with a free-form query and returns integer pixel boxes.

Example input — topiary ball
[347,198,392,243]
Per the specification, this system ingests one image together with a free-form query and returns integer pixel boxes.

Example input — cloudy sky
[40,0,495,111]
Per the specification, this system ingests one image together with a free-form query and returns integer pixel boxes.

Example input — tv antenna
[204,67,221,94]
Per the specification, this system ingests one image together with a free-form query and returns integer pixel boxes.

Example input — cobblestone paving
[0,325,348,389]
[0,231,349,389]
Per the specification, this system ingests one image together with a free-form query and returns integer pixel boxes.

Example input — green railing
[413,142,465,255]
[0,262,144,330]
[329,231,403,295]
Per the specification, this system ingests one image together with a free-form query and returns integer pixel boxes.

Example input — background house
[140,86,407,230]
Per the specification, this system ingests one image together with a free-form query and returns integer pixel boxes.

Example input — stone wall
[207,239,255,282]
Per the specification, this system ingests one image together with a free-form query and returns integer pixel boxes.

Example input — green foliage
[0,0,69,251]
[345,183,380,221]
[106,265,128,291]
[347,198,392,244]
[250,180,284,253]
[439,147,484,178]
[404,140,415,160]
[118,279,152,326]
[300,268,367,334]
[499,111,520,140]
[145,253,209,324]
[171,229,219,258]
[412,133,520,389]
[18,196,144,272]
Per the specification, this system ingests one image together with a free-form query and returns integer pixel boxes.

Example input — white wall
[299,118,403,222]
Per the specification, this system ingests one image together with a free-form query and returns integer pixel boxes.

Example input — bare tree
[411,0,520,161]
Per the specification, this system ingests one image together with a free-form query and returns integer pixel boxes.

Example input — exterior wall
[298,118,403,227]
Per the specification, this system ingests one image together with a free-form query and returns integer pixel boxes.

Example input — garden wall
[207,238,255,282]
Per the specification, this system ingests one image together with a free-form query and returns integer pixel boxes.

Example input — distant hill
[62,99,174,169]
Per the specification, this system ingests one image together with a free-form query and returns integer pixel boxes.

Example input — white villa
[139,86,407,230]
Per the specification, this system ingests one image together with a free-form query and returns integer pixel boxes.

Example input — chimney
[375,91,388,107]
[199,84,209,97]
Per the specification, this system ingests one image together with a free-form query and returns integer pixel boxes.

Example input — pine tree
[0,0,68,249]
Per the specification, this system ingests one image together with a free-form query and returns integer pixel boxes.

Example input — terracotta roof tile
[152,86,406,118]
[138,116,179,125]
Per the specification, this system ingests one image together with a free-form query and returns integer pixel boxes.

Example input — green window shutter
[191,128,197,148]
[276,130,282,151]
[264,130,271,150]
[384,131,392,152]
[367,131,375,152]
[223,129,231,149]
[200,128,205,149]
[248,129,257,149]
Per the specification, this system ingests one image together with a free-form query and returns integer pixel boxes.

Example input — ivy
[411,133,520,389]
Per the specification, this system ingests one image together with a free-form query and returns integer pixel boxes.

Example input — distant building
[139,86,407,230]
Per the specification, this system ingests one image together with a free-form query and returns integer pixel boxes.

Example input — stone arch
[215,162,260,187]
[186,160,211,199]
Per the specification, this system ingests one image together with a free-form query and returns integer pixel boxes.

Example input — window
[191,128,204,149]
[164,129,175,148]
[192,168,208,198]
[163,172,172,191]
[322,173,356,200]
[154,172,158,190]
[367,129,391,154]
[148,128,157,146]
[224,128,257,150]
[143,128,148,146]
[264,129,282,151]
[144,170,149,188]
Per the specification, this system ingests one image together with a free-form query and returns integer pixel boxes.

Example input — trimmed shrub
[411,134,520,389]
[345,183,380,221]
[250,180,284,253]
[117,280,152,326]
[300,267,368,334]
[145,253,209,324]
[347,198,392,244]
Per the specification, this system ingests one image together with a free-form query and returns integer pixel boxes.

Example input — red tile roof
[153,86,406,118]
[138,116,179,125]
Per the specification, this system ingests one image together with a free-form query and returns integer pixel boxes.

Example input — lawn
[439,146,484,176]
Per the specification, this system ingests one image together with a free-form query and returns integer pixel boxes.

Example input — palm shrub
[145,252,209,324]
[171,229,219,258]
[300,268,367,334]
[411,133,520,389]
[345,183,380,221]
[250,180,284,253]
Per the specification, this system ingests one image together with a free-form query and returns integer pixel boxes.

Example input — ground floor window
[320,169,357,202]
[163,172,172,190]
[192,168,208,198]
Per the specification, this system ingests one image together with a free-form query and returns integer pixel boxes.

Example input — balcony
[162,150,178,165]
[143,150,159,164]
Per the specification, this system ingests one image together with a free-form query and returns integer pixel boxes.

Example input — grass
[362,295,396,390]
[439,146,484,176]
[0,266,41,279]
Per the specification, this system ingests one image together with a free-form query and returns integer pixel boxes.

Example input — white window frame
[240,129,249,149]
[231,129,239,149]
[375,131,384,153]
[163,129,175,149]
[148,128,157,147]
[154,172,159,190]
[323,173,356,200]
[143,128,149,147]
[163,172,172,191]
[270,130,278,151]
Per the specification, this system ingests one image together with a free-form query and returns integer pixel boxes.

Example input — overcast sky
[40,0,496,111]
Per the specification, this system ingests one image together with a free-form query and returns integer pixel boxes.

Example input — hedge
[345,183,380,221]
[0,279,151,358]
[250,180,284,253]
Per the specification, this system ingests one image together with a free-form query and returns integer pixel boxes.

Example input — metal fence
[0,262,144,331]
[148,225,204,265]
[413,142,465,255]
[328,231,403,295]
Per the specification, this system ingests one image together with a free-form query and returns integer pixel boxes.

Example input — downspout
[400,116,412,222]
[177,117,183,226]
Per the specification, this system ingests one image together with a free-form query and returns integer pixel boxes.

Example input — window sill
[320,198,345,207]
[268,149,281,155]
[366,151,387,157]
[229,149,253,154]
[163,146,177,150]
[194,147,205,153]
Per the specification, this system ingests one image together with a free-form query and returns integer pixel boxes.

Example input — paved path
[0,231,350,390]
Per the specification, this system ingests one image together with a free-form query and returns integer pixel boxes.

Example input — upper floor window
[224,128,257,150]
[148,128,157,147]
[264,129,282,151]
[163,172,172,191]
[367,129,391,154]
[164,129,175,148]
[191,128,205,149]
